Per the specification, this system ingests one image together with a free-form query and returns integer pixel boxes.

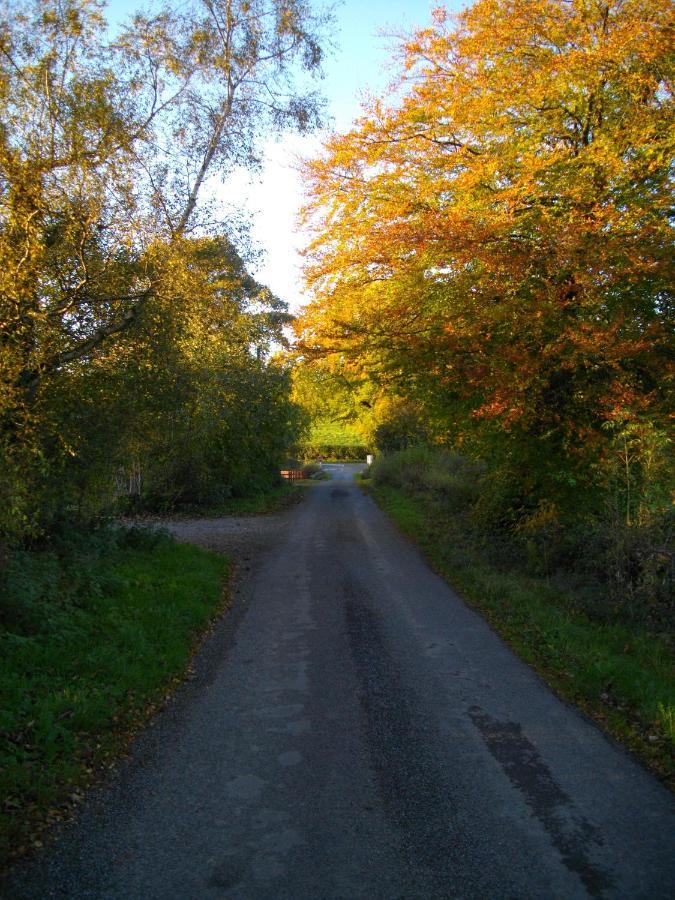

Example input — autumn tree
[297,0,673,521]
[0,0,329,543]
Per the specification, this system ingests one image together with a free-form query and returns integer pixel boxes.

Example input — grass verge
[136,482,302,520]
[367,482,674,788]
[0,530,230,868]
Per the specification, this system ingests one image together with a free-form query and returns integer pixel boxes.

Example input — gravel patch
[160,510,297,559]
[120,504,299,560]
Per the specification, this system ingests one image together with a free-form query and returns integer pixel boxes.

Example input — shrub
[371,447,481,511]
[296,443,369,462]
[371,448,674,629]
[370,446,432,489]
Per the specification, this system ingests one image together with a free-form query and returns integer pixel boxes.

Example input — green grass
[368,482,674,787]
[308,419,364,446]
[213,483,300,515]
[171,482,301,517]
[0,533,230,865]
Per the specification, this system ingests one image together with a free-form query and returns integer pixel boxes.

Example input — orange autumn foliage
[296,0,673,494]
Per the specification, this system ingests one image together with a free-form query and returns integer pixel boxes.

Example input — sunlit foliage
[297,0,673,526]
[0,0,329,545]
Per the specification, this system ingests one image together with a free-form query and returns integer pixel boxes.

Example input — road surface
[3,464,674,898]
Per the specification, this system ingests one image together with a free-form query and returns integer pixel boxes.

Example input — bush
[371,446,434,490]
[371,448,674,628]
[371,447,481,511]
[296,443,369,462]
[373,408,430,453]
[586,508,673,624]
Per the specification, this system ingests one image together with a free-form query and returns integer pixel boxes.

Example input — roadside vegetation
[298,444,369,462]
[0,526,230,866]
[0,0,331,870]
[1,0,331,553]
[363,448,673,786]
[150,481,303,518]
[1,0,672,867]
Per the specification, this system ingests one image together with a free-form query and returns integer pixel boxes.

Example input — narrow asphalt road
[4,465,674,899]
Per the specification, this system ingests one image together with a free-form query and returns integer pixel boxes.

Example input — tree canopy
[296,0,673,519]
[0,0,330,545]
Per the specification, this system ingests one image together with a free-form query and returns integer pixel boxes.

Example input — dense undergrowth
[143,481,302,518]
[366,447,674,785]
[293,443,369,462]
[0,526,230,867]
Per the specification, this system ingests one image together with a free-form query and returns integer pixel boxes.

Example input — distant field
[308,419,364,447]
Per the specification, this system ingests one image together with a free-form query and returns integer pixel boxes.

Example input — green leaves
[0,0,330,543]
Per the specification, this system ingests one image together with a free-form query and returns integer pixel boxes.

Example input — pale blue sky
[322,0,442,130]
[106,1,452,126]
[105,0,465,306]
